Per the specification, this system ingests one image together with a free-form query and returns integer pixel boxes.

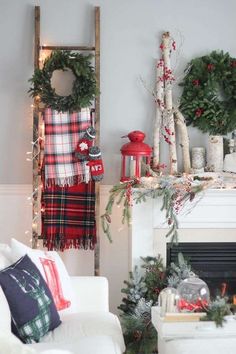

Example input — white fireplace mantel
[129,189,236,269]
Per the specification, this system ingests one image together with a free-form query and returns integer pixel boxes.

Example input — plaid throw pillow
[0,255,61,343]
[10,238,76,314]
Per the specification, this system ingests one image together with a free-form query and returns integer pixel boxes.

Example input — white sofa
[0,275,125,354]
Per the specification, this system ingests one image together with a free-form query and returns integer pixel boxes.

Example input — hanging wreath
[180,51,236,135]
[29,50,97,112]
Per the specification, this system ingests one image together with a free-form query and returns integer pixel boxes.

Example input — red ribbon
[178,298,208,312]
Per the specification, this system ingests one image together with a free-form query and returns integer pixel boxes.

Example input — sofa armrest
[70,276,109,312]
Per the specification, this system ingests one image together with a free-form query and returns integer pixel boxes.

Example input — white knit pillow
[0,243,12,270]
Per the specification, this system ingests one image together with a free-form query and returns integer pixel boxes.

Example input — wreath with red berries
[180,51,236,135]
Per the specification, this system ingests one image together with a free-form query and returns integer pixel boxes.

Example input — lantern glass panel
[125,156,149,178]
[129,156,136,177]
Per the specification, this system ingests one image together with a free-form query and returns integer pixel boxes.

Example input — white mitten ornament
[74,126,96,161]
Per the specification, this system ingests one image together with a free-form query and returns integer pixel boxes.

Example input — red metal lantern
[120,131,152,181]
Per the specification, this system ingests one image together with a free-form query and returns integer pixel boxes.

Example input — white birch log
[153,59,164,168]
[174,109,191,173]
[207,135,224,172]
[162,32,178,174]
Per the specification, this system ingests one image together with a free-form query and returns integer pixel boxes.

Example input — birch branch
[162,31,178,174]
[174,108,191,173]
[153,59,164,168]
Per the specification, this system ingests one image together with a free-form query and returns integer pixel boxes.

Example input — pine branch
[167,252,194,288]
[201,296,231,327]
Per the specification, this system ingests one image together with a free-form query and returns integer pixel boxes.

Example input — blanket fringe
[43,235,96,252]
[45,174,89,188]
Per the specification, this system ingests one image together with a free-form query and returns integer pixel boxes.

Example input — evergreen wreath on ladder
[29,50,98,112]
[180,50,236,135]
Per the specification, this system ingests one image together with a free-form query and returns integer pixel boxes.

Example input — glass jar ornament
[177,276,210,312]
[120,131,152,182]
[158,287,179,317]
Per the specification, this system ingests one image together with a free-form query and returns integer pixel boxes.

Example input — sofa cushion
[30,335,123,354]
[0,255,61,343]
[39,312,125,353]
[11,238,75,314]
[0,286,11,332]
[0,331,72,354]
[0,331,37,354]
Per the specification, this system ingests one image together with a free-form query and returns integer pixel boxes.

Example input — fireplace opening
[167,242,236,300]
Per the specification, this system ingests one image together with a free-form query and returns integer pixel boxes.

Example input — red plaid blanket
[41,182,96,251]
[43,108,91,187]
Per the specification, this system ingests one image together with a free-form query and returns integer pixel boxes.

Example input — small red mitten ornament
[86,146,104,181]
[74,126,96,161]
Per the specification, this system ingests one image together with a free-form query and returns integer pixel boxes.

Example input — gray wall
[0,0,236,184]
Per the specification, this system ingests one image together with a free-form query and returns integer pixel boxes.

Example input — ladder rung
[40,45,95,51]
[37,236,44,240]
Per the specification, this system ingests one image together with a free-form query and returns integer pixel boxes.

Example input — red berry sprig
[231,60,236,68]
[158,66,175,83]
[157,58,164,68]
[159,43,165,51]
[155,98,166,110]
[126,183,133,207]
[163,125,174,145]
[207,63,214,72]
[192,79,200,86]
[195,108,204,117]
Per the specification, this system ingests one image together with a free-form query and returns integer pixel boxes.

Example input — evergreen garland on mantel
[101,176,212,244]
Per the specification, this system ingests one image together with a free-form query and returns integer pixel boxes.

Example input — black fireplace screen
[167,242,236,299]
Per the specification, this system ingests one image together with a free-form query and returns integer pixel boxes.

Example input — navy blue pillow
[0,254,61,343]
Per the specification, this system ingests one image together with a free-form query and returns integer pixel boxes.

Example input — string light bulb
[32,222,37,230]
[26,151,40,161]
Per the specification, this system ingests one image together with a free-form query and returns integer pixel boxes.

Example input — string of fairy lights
[25,49,51,247]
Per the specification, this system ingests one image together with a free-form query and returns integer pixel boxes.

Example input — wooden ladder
[32,6,101,275]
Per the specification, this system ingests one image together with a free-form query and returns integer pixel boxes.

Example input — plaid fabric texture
[16,288,51,343]
[11,268,52,343]
[44,108,91,186]
[42,182,96,251]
